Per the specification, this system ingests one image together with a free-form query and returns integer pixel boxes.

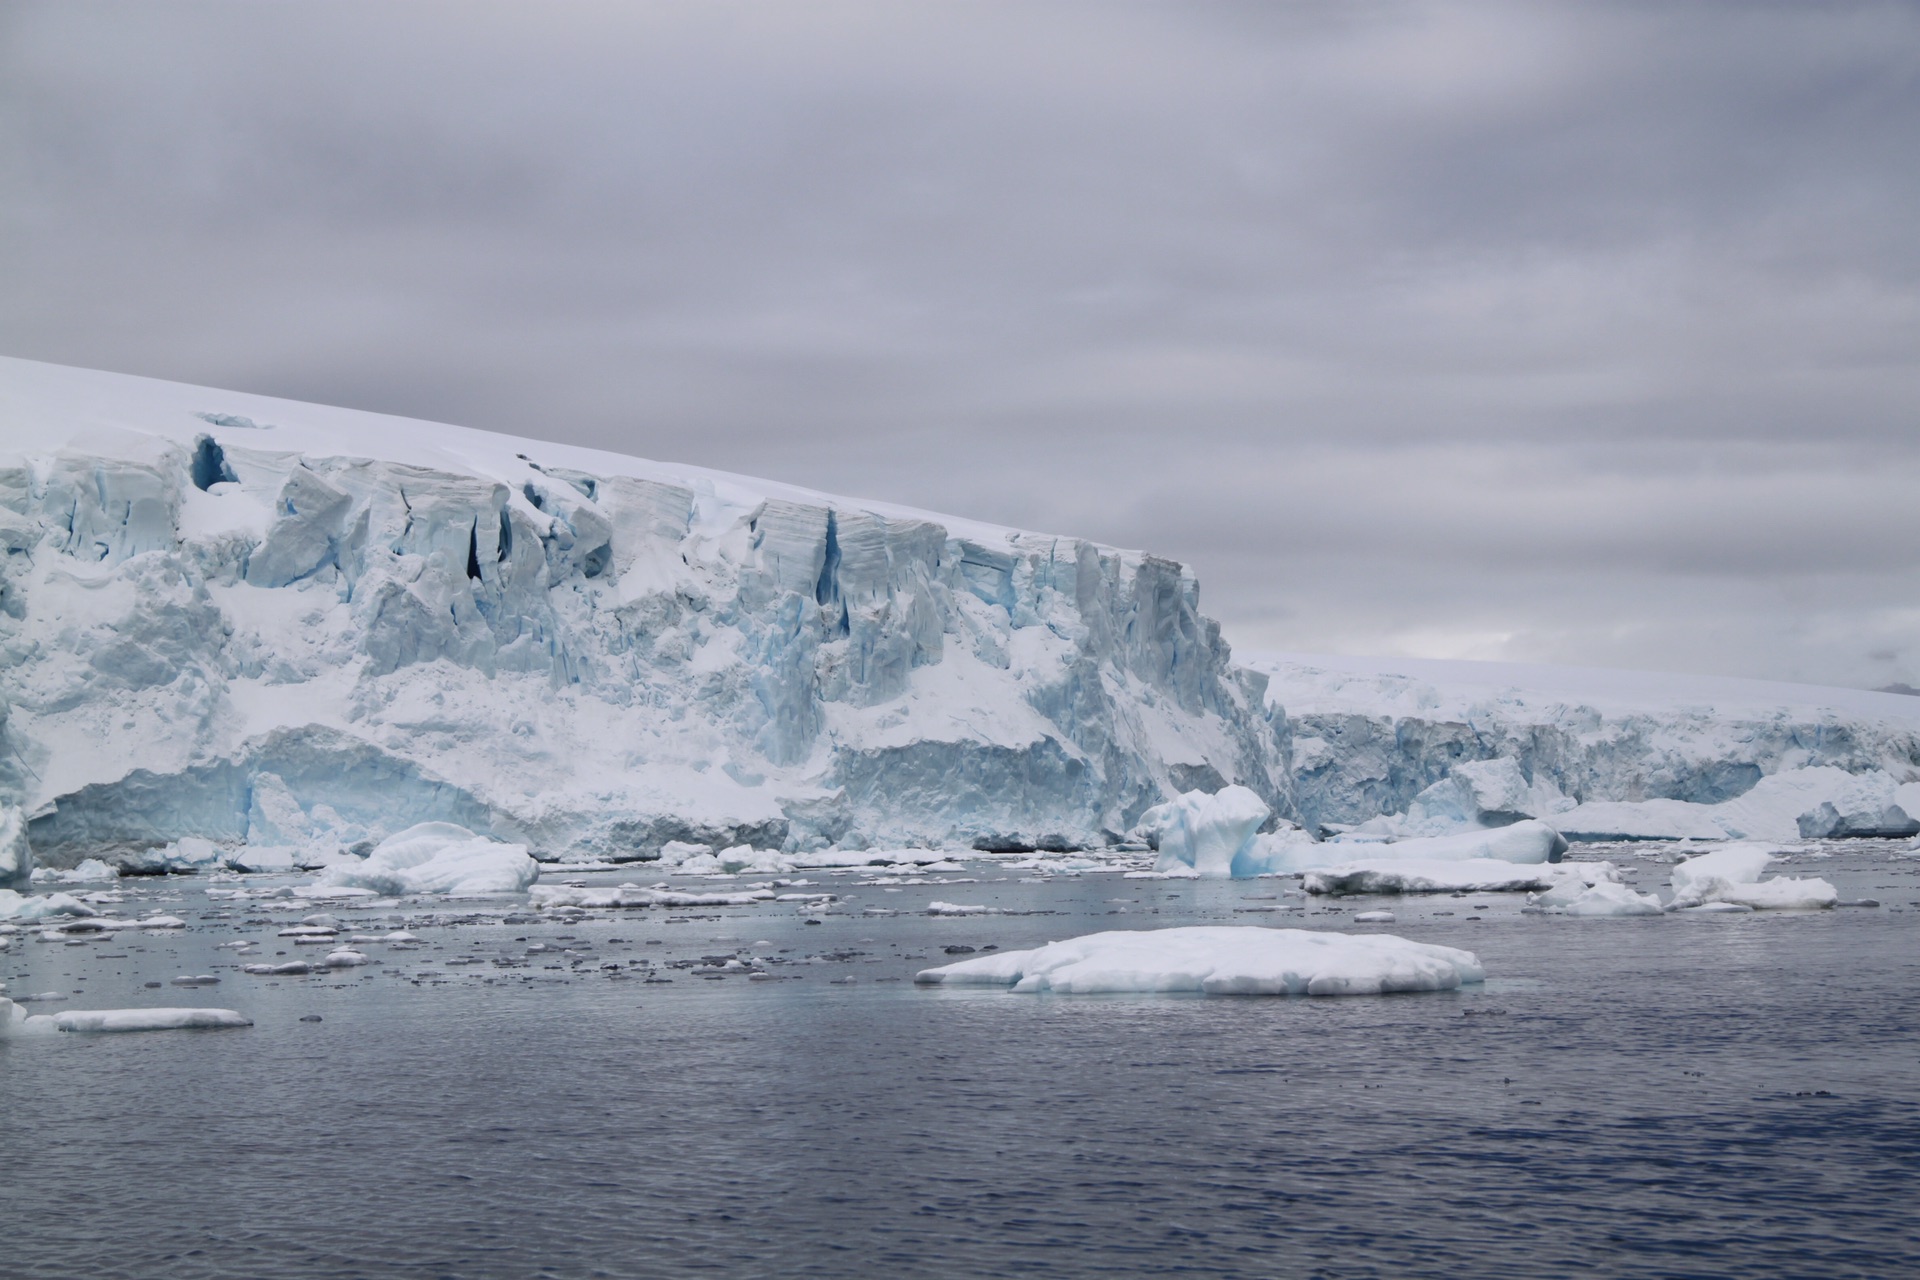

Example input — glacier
[0,358,1281,873]
[5,356,1920,881]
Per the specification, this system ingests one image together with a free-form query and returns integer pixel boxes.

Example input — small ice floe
[527,884,776,910]
[137,915,187,930]
[4,998,252,1035]
[1667,845,1837,911]
[322,949,369,967]
[242,961,313,976]
[169,975,220,986]
[278,925,338,938]
[0,890,97,923]
[1352,910,1396,924]
[1303,858,1566,896]
[926,901,996,916]
[311,823,539,896]
[916,926,1483,996]
[1525,871,1664,917]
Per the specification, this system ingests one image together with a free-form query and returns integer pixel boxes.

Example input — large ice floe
[914,925,1483,995]
[310,823,538,896]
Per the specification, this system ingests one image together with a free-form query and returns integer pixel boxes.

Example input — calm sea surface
[5,844,1918,1279]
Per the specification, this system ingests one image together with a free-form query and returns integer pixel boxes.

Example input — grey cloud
[1,0,1916,687]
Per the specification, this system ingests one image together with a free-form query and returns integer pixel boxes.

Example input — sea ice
[311,823,538,896]
[914,925,1483,995]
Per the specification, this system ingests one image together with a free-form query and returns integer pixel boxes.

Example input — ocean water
[4,844,1918,1279]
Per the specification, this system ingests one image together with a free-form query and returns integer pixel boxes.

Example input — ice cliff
[1245,653,1920,841]
[0,358,1281,872]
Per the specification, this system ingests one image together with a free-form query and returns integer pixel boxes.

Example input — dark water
[5,845,1919,1279]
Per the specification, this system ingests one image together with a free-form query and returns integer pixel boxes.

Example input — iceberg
[1141,785,1272,877]
[914,925,1483,996]
[311,822,538,896]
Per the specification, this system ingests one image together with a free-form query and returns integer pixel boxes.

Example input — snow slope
[1244,652,1920,835]
[0,358,1280,868]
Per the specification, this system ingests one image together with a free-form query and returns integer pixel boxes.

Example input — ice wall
[0,358,1283,867]
[1245,654,1920,836]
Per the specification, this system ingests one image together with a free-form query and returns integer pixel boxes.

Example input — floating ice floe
[1667,845,1836,911]
[1304,858,1564,895]
[311,823,539,896]
[528,883,777,909]
[30,858,118,885]
[926,901,996,916]
[1525,875,1665,917]
[915,925,1483,996]
[3,998,253,1035]
[0,890,98,923]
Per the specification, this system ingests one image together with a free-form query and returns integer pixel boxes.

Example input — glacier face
[0,358,1283,868]
[1245,653,1920,838]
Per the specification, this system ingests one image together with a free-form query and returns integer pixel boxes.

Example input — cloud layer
[3,1,1915,687]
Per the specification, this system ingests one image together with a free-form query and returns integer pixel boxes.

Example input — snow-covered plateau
[2,356,1918,887]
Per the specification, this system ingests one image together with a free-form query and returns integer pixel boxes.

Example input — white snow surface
[311,822,538,896]
[0,357,1279,871]
[914,925,1484,995]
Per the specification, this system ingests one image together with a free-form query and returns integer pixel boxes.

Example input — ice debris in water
[1305,858,1565,895]
[30,858,118,884]
[0,890,97,922]
[1666,845,1836,911]
[528,884,776,909]
[926,901,996,915]
[915,925,1483,996]
[312,823,539,896]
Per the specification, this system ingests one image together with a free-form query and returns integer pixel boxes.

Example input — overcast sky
[2,1,1916,689]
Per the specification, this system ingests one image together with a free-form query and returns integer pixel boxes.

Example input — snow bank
[914,925,1483,996]
[1668,845,1836,911]
[311,823,538,896]
[1142,786,1271,877]
[2,998,252,1035]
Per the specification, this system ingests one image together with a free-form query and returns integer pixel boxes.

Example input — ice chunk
[926,901,994,915]
[527,883,775,909]
[311,823,538,895]
[1141,785,1271,877]
[1668,845,1836,911]
[1289,821,1567,878]
[915,925,1483,996]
